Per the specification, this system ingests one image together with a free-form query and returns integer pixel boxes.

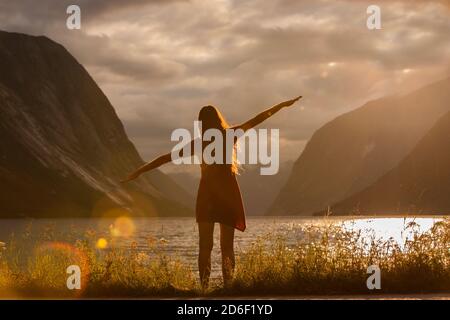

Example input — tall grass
[0,218,448,298]
[229,219,449,295]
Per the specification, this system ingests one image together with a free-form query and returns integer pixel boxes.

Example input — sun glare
[109,216,136,238]
[95,238,108,249]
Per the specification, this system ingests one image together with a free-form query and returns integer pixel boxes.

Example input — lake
[0,216,443,278]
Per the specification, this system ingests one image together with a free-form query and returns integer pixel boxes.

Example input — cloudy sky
[1,0,449,173]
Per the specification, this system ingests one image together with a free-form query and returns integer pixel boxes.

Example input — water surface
[0,216,442,278]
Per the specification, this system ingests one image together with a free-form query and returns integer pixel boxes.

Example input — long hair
[198,105,239,174]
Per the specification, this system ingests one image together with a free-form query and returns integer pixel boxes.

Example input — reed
[0,218,448,298]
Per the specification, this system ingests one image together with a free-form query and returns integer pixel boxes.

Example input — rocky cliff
[0,31,192,217]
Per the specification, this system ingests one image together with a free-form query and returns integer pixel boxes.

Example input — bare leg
[198,222,214,288]
[220,224,235,286]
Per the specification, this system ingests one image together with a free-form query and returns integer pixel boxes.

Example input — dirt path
[208,293,450,300]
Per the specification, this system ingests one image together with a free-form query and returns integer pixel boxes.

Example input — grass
[0,218,448,298]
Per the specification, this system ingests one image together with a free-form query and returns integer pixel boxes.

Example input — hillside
[0,31,192,217]
[325,110,450,215]
[270,78,450,215]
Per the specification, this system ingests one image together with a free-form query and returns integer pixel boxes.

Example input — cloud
[0,0,449,164]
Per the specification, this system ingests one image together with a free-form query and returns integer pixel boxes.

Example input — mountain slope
[270,78,450,215]
[237,163,293,215]
[0,30,193,217]
[325,110,450,215]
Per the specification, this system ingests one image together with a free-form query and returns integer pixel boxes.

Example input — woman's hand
[279,95,302,108]
[233,95,303,131]
[120,153,172,184]
[120,172,140,184]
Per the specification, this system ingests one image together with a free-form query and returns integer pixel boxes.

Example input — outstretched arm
[121,153,171,183]
[232,96,302,132]
[120,138,199,183]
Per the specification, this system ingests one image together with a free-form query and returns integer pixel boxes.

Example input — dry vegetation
[0,218,448,298]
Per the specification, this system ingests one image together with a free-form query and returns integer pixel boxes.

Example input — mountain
[0,30,193,217]
[324,110,450,215]
[270,78,450,216]
[237,162,293,215]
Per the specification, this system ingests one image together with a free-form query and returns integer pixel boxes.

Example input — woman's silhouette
[122,95,301,287]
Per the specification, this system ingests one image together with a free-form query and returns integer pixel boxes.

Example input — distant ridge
[270,77,450,216]
[323,109,450,215]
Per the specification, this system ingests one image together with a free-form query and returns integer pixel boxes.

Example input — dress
[195,162,246,231]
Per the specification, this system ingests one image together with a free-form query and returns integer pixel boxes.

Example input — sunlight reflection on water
[0,216,443,279]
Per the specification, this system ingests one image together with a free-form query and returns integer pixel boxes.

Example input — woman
[121,95,302,287]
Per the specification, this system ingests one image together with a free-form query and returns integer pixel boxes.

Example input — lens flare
[96,238,108,249]
[33,242,90,298]
[110,216,136,238]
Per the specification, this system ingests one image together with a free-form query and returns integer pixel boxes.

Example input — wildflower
[135,252,150,264]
